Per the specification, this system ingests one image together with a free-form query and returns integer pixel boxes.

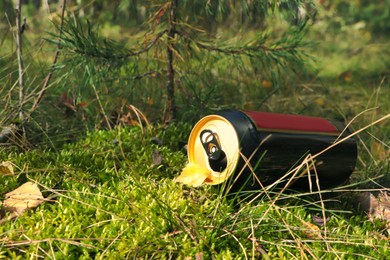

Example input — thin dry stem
[30,0,67,115]
[217,228,249,259]
[264,113,390,192]
[164,0,178,123]
[127,104,151,139]
[231,154,306,254]
[3,237,97,249]
[334,107,378,143]
[100,228,128,257]
[92,82,112,130]
[312,113,389,160]
[231,113,390,258]
[15,0,25,124]
[34,182,126,221]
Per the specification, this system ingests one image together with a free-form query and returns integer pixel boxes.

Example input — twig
[30,0,67,114]
[129,29,167,57]
[15,0,25,124]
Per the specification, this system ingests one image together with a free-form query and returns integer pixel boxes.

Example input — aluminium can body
[187,110,357,191]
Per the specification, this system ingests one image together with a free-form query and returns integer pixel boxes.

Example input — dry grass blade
[127,104,150,127]
[35,182,126,221]
[313,113,389,160]
[15,0,25,124]
[334,107,378,143]
[231,113,390,258]
[264,113,390,193]
[126,104,151,139]
[30,0,68,114]
[217,227,249,260]
[92,82,112,130]
[100,227,128,257]
[3,237,97,250]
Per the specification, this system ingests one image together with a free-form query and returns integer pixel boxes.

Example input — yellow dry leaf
[342,71,353,82]
[3,182,43,215]
[0,161,14,176]
[243,102,255,110]
[301,220,322,239]
[175,163,211,187]
[261,80,273,88]
[371,141,389,161]
[146,97,155,105]
[314,97,325,106]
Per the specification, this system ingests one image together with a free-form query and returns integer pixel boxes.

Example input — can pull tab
[200,129,227,172]
[200,130,223,161]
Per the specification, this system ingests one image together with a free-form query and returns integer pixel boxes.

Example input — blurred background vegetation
[0,1,388,258]
[0,0,389,150]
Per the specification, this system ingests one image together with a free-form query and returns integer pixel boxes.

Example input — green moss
[1,2,389,258]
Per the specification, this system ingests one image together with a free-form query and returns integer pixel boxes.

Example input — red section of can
[185,109,358,191]
[243,111,339,135]
[210,110,357,191]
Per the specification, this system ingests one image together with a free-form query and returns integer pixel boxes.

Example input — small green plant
[1,118,389,258]
[46,0,314,123]
[0,1,389,258]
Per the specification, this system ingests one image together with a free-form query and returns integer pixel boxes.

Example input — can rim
[187,114,240,185]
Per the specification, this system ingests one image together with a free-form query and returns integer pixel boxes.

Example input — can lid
[187,115,240,185]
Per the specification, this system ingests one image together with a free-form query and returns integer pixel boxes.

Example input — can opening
[208,150,227,172]
[200,129,228,172]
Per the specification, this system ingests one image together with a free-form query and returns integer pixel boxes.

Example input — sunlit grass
[0,3,389,258]
[1,116,389,258]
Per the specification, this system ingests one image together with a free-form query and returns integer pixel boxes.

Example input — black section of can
[214,110,357,191]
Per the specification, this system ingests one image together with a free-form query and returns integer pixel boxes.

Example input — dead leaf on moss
[152,150,163,166]
[371,141,389,161]
[314,97,326,106]
[312,214,330,226]
[358,191,390,233]
[301,219,322,239]
[3,182,43,216]
[0,161,14,176]
[261,79,273,88]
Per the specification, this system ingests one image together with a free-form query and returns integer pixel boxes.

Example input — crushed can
[180,110,357,191]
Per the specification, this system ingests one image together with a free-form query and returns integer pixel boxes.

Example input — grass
[1,120,388,258]
[1,2,389,259]
[1,126,388,258]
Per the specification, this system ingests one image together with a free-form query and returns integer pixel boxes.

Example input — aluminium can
[187,110,357,191]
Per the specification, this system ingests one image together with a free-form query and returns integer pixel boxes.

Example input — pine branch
[194,39,304,57]
[180,25,308,65]
[50,18,168,62]
[42,0,314,124]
